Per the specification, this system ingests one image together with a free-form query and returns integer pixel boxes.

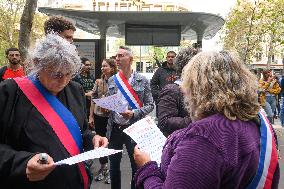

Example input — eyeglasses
[116,53,126,58]
[44,69,74,79]
[84,64,92,67]
[49,72,73,79]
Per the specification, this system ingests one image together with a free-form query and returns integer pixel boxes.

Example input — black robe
[0,79,94,189]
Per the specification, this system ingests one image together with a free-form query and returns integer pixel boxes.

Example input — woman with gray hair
[157,47,197,137]
[134,51,279,189]
[0,34,108,189]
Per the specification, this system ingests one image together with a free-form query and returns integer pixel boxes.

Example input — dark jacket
[150,64,177,102]
[0,66,7,82]
[157,84,191,136]
[0,79,94,189]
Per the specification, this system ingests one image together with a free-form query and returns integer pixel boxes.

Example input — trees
[0,0,24,64]
[222,0,284,65]
[18,0,37,59]
[0,0,46,65]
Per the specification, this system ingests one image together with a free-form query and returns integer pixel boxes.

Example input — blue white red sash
[113,71,142,109]
[246,111,278,189]
[14,77,88,189]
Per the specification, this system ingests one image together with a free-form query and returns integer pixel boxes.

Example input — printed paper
[123,117,167,165]
[93,94,128,113]
[55,148,122,165]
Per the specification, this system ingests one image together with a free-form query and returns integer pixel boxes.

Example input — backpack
[0,66,7,82]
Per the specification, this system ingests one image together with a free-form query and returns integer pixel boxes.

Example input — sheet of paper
[93,94,128,113]
[123,117,167,165]
[55,148,122,165]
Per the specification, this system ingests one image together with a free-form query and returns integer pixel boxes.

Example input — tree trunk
[267,32,275,69]
[18,0,37,60]
[244,1,257,64]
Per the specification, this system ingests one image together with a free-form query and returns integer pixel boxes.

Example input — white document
[55,148,122,165]
[123,117,167,165]
[93,94,128,113]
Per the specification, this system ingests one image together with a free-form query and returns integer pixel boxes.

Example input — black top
[0,79,94,189]
[150,65,177,102]
[73,73,96,92]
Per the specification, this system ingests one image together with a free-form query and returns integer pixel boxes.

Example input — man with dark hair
[0,47,25,82]
[150,51,177,115]
[73,57,96,118]
[44,16,76,43]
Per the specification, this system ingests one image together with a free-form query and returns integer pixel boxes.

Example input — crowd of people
[0,15,281,189]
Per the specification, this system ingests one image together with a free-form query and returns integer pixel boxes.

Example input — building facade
[39,0,190,73]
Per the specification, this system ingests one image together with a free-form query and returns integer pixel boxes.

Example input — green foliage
[222,0,284,64]
[0,0,47,66]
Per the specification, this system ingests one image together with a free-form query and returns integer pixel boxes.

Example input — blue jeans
[109,125,137,189]
[264,96,276,122]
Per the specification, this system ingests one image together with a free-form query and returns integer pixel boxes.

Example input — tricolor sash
[14,77,88,189]
[113,71,142,109]
[246,111,278,189]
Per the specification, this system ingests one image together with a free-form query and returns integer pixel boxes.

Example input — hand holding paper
[123,117,166,165]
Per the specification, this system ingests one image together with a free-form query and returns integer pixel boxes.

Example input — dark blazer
[0,79,94,189]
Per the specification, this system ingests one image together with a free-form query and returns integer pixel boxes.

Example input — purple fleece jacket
[134,114,280,189]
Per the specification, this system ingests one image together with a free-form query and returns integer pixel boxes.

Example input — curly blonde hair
[181,51,260,121]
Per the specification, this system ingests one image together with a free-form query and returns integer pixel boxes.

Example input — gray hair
[24,34,82,77]
[119,46,133,57]
[175,47,198,76]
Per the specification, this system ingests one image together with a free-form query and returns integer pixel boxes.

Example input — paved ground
[90,115,284,189]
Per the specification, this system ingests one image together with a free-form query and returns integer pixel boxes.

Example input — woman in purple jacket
[134,51,280,189]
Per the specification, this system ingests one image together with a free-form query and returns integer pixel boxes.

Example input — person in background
[89,58,117,184]
[150,51,177,116]
[73,57,96,118]
[107,46,154,189]
[0,47,25,82]
[157,47,197,137]
[259,70,281,124]
[44,16,76,43]
[0,34,108,188]
[134,51,279,189]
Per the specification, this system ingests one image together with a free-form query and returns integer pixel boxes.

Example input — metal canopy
[38,7,225,40]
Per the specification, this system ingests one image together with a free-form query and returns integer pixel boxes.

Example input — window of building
[146,62,153,73]
[255,52,262,61]
[272,54,275,63]
[136,62,143,72]
[106,40,110,52]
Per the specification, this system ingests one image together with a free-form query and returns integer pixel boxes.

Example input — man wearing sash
[107,46,154,189]
[0,34,108,189]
